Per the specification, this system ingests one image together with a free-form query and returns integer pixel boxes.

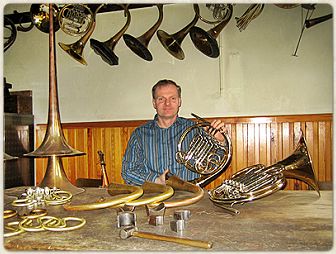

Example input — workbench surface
[3,187,333,251]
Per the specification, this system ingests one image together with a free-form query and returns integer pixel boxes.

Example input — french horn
[189,4,233,58]
[156,4,199,60]
[58,4,94,36]
[58,4,104,65]
[123,4,163,61]
[209,134,320,213]
[90,4,131,65]
[176,113,232,188]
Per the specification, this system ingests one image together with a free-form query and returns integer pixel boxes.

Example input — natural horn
[123,4,163,61]
[189,4,233,58]
[90,4,131,65]
[156,4,199,60]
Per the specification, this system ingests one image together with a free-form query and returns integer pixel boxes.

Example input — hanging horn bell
[123,4,163,61]
[90,5,131,65]
[156,4,199,60]
[189,4,233,58]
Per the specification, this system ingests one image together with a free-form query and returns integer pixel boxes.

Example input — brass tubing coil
[111,181,174,208]
[63,183,143,211]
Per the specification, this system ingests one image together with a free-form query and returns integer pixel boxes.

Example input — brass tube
[161,175,204,208]
[63,183,143,211]
[111,181,174,208]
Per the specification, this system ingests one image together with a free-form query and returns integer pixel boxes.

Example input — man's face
[152,84,181,119]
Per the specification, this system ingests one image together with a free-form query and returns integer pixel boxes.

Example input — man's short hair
[152,79,182,99]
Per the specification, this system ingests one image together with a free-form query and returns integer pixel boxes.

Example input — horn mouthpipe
[132,231,213,249]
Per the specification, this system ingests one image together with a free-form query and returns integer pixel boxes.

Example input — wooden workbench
[2,187,333,251]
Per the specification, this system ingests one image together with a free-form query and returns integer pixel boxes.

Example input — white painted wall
[3,3,333,124]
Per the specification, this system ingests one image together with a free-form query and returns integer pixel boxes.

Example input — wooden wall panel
[34,114,332,191]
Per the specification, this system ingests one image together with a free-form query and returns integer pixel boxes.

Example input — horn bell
[189,4,233,58]
[279,135,320,195]
[123,4,163,61]
[90,5,131,66]
[156,4,200,60]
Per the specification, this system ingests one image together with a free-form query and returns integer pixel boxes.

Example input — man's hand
[208,119,227,143]
[154,169,170,185]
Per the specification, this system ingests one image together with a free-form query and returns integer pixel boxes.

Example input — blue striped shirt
[122,115,200,185]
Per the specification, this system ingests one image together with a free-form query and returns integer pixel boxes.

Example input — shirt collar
[153,114,182,128]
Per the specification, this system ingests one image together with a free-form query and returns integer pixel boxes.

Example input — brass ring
[4,209,17,219]
[11,198,34,207]
[46,190,72,205]
[4,221,25,237]
[19,218,44,232]
[38,216,66,228]
[43,217,86,231]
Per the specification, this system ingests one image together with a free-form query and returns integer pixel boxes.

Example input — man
[122,79,226,186]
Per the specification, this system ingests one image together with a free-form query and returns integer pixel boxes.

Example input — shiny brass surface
[209,134,320,209]
[189,4,232,58]
[161,175,204,208]
[39,156,84,195]
[58,4,105,65]
[63,183,143,211]
[58,4,93,36]
[24,5,85,195]
[123,4,163,61]
[176,113,232,188]
[112,181,174,208]
[156,4,199,60]
[90,5,130,65]
[235,4,264,32]
[25,4,85,158]
[30,4,60,33]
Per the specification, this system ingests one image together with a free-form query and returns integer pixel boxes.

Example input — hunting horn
[90,4,131,65]
[189,4,233,58]
[25,4,85,195]
[123,4,163,61]
[156,4,199,60]
[176,113,232,188]
[209,134,320,213]
[58,4,105,65]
